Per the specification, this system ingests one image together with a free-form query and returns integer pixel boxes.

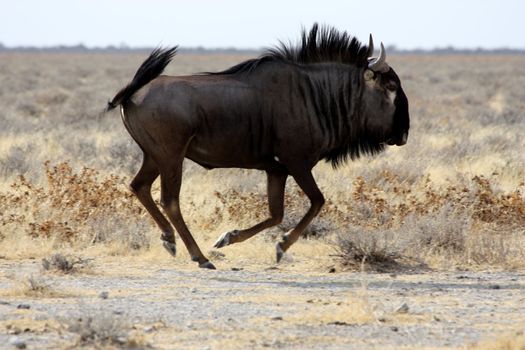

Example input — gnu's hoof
[162,241,177,257]
[213,230,238,249]
[276,242,285,263]
[199,261,216,270]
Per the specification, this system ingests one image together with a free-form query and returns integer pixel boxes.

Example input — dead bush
[63,310,148,348]
[24,275,53,296]
[9,274,67,298]
[42,253,93,273]
[333,226,409,271]
[0,161,153,251]
[406,206,470,255]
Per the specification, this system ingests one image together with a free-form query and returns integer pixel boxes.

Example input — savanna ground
[0,52,524,349]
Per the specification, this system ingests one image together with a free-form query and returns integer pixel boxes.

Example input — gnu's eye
[385,82,398,91]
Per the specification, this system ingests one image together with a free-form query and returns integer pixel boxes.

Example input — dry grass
[0,318,61,336]
[1,274,71,298]
[468,332,525,350]
[0,159,522,270]
[0,53,524,272]
[61,309,150,349]
[17,275,56,297]
[283,292,377,326]
[0,162,150,256]
[41,253,93,274]
[331,174,525,270]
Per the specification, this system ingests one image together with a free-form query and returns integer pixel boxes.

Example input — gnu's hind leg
[214,170,287,248]
[130,153,177,256]
[160,160,215,269]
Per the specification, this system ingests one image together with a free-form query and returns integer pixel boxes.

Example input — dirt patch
[0,259,523,349]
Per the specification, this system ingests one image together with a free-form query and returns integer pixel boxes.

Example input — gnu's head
[362,35,409,146]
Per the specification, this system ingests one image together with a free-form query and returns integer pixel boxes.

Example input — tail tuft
[106,46,178,111]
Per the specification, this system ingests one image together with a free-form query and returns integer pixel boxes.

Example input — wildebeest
[106,24,409,269]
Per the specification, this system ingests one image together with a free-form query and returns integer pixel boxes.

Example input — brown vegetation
[0,53,524,271]
[61,309,149,349]
[1,159,522,269]
[41,252,93,273]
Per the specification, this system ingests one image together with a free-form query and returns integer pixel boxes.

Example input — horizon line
[1,43,525,54]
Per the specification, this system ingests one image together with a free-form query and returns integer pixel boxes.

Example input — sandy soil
[0,258,524,349]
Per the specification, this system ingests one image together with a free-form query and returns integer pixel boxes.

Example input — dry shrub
[22,275,53,296]
[468,331,525,350]
[63,310,148,348]
[337,171,525,229]
[0,161,151,250]
[42,253,93,273]
[0,160,523,269]
[334,227,407,271]
[208,184,334,238]
[465,229,521,266]
[331,171,525,269]
[8,274,68,298]
[404,206,470,255]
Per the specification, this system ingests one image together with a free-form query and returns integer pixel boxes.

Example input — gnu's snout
[386,132,408,146]
[398,131,408,146]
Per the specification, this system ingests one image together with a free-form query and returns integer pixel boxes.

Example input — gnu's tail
[106,46,178,111]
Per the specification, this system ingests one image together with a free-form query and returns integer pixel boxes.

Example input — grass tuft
[62,310,150,348]
[334,227,406,271]
[42,253,93,274]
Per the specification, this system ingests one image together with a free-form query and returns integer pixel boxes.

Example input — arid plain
[0,52,524,349]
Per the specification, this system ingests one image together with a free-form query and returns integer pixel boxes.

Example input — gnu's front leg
[214,170,287,248]
[276,169,324,262]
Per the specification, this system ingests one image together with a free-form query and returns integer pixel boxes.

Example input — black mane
[208,24,386,168]
[212,23,370,75]
[268,23,369,66]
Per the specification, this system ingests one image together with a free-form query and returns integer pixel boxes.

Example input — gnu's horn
[368,42,389,73]
[367,34,374,57]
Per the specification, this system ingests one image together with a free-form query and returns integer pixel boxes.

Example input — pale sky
[1,0,524,49]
